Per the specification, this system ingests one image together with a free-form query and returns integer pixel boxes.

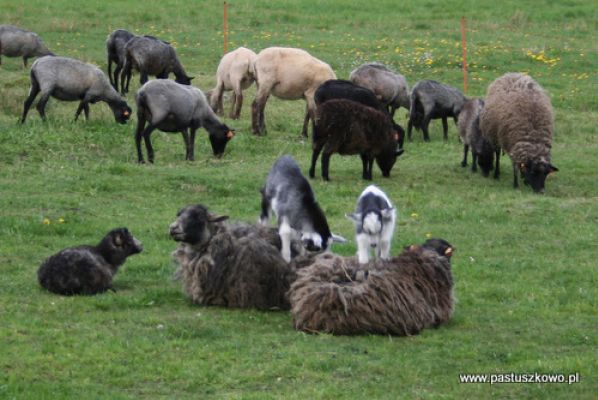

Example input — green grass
[1,0,596,398]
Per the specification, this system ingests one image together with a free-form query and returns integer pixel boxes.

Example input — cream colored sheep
[209,47,257,120]
[251,47,336,137]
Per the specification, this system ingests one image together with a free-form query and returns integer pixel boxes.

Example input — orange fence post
[223,2,229,55]
[461,16,468,95]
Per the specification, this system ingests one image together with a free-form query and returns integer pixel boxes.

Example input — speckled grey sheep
[349,63,410,117]
[480,73,558,193]
[458,98,496,176]
[0,25,53,67]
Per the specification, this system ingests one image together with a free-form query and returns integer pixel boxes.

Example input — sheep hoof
[461,161,467,167]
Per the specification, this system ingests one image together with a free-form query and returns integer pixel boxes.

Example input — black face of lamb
[374,146,398,177]
[98,228,144,265]
[421,238,454,259]
[170,205,211,245]
[477,147,494,177]
[112,102,132,124]
[175,75,193,85]
[208,125,233,157]
[520,161,559,193]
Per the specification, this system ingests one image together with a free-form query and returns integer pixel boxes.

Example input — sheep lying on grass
[349,63,410,117]
[309,99,402,181]
[251,46,336,137]
[0,25,53,67]
[458,98,496,176]
[480,73,558,193]
[210,47,257,119]
[106,29,137,93]
[170,204,314,310]
[135,79,234,163]
[21,56,132,124]
[38,228,143,296]
[289,239,455,336]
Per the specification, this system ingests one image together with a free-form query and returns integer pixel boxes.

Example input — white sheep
[209,47,257,120]
[251,47,336,137]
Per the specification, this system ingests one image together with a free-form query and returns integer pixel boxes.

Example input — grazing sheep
[260,155,346,262]
[209,47,257,119]
[309,99,402,181]
[134,79,234,163]
[0,25,53,67]
[106,29,137,93]
[251,46,336,137]
[289,238,455,336]
[480,73,558,193]
[314,79,405,151]
[407,80,466,142]
[37,228,143,296]
[346,185,396,264]
[170,204,313,310]
[21,56,132,124]
[458,98,496,176]
[349,63,410,117]
[121,35,192,94]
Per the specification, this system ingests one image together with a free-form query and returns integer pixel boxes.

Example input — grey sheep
[38,228,143,296]
[349,63,410,117]
[0,25,53,67]
[106,29,137,93]
[21,56,132,124]
[289,239,455,336]
[407,80,466,142]
[170,204,314,310]
[134,79,235,163]
[121,35,192,94]
[458,98,496,176]
[480,73,559,193]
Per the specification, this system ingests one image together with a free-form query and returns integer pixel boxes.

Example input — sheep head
[170,204,229,247]
[519,160,559,194]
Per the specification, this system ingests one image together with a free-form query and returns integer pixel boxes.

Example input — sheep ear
[408,244,419,251]
[208,214,229,223]
[331,233,348,243]
[444,247,454,257]
[226,130,235,139]
[381,207,394,221]
[519,162,527,172]
[113,233,123,247]
[345,213,361,223]
[549,164,559,174]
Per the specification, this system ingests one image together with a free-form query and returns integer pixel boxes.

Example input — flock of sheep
[1,22,559,336]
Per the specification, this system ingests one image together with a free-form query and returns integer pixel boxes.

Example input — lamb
[106,29,137,93]
[458,98,496,176]
[21,56,132,124]
[314,79,405,151]
[120,35,192,94]
[289,238,455,336]
[134,79,235,163]
[37,228,143,296]
[349,63,410,117]
[346,185,396,264]
[0,25,53,67]
[170,204,314,310]
[209,47,257,119]
[251,46,336,137]
[480,73,558,193]
[309,99,402,181]
[407,80,466,142]
[260,155,346,263]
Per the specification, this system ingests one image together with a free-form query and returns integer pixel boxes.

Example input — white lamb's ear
[331,233,348,243]
[208,214,229,223]
[381,207,395,221]
[345,213,361,223]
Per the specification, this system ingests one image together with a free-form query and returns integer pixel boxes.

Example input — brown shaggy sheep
[289,239,455,335]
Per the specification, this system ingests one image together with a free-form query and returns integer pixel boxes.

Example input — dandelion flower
[425,232,432,238]
[58,218,65,224]
[42,218,51,225]
[411,213,418,218]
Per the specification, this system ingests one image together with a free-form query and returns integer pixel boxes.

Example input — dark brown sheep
[289,239,455,335]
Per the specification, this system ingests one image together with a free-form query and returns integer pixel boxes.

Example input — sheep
[346,185,396,264]
[134,79,235,163]
[480,73,558,193]
[37,228,143,296]
[260,155,346,263]
[314,79,405,151]
[209,47,257,120]
[120,35,192,94]
[289,238,455,336]
[458,98,496,176]
[407,80,466,142]
[170,204,314,310]
[0,25,53,67]
[21,56,132,124]
[349,63,410,117]
[251,46,336,137]
[309,99,403,181]
[106,29,137,93]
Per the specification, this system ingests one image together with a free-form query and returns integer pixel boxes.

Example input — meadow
[0,0,596,398]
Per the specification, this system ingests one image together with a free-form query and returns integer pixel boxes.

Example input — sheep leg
[121,60,131,94]
[442,117,449,141]
[23,57,28,68]
[139,72,149,86]
[259,193,270,225]
[142,125,156,163]
[21,77,41,124]
[309,144,324,179]
[356,233,370,264]
[321,152,332,181]
[471,151,478,173]
[231,91,243,120]
[35,92,52,121]
[74,101,90,121]
[188,128,197,161]
[360,153,373,180]
[251,96,267,135]
[407,119,413,141]
[493,149,501,179]
[278,218,293,263]
[135,117,147,163]
[181,129,192,161]
[421,115,432,142]
[301,104,311,138]
[461,144,469,167]
[512,163,519,188]
[113,64,123,92]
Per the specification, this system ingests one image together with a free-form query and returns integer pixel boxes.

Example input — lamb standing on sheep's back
[289,239,455,335]
[480,73,558,193]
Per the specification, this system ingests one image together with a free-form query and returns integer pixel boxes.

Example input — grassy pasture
[0,0,596,398]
